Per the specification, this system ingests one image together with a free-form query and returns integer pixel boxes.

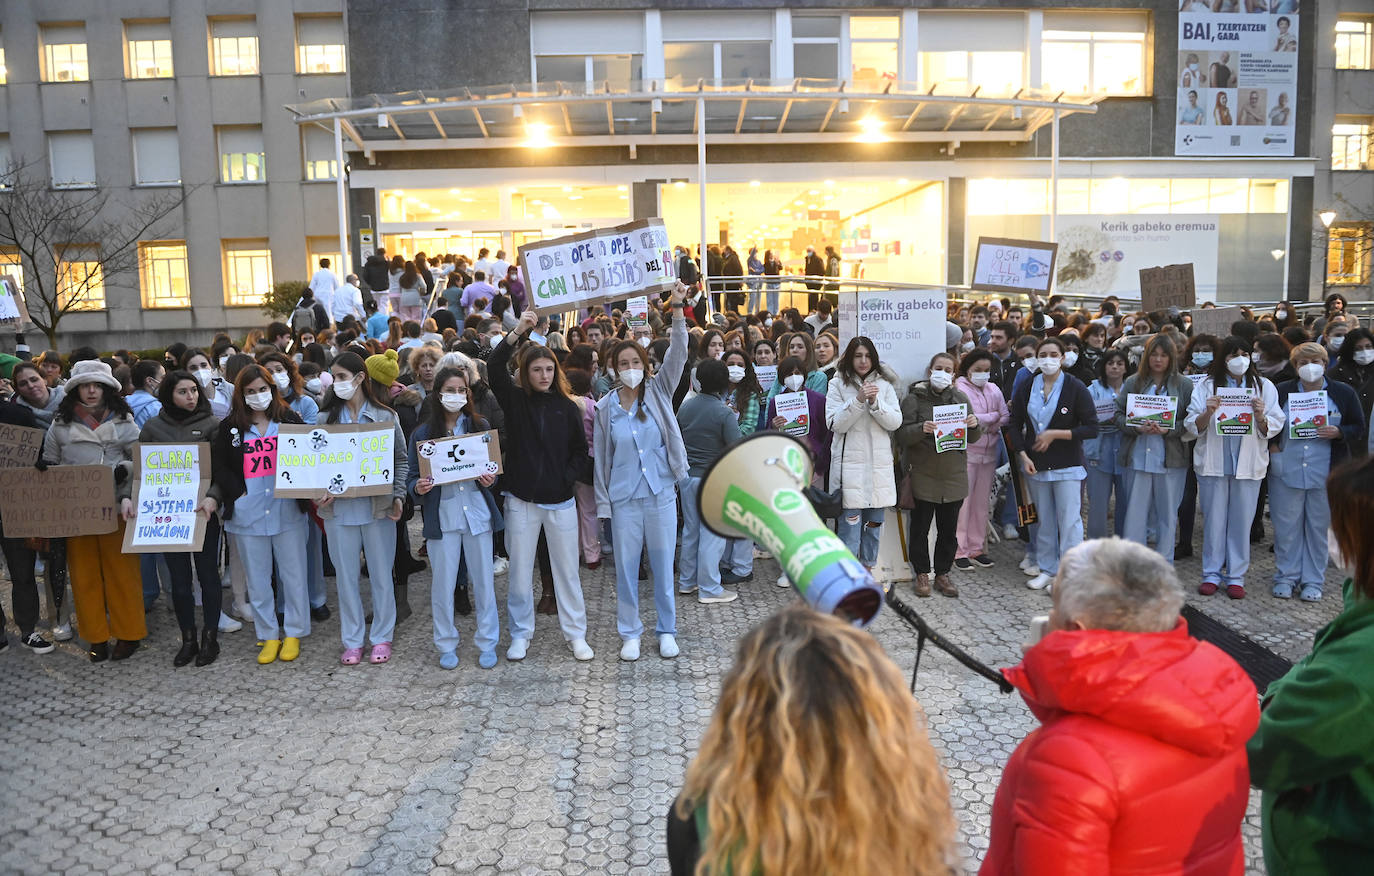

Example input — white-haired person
[983,538,1259,874]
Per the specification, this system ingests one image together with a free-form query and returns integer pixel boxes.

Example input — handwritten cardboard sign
[273,423,396,498]
[517,218,676,313]
[1189,305,1243,339]
[0,423,45,468]
[970,237,1059,295]
[0,464,117,537]
[123,443,210,553]
[1139,263,1196,313]
[416,430,503,486]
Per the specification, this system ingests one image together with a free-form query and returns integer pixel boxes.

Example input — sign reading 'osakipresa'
[517,219,676,313]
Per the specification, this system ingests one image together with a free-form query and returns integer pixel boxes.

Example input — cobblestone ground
[0,515,1345,875]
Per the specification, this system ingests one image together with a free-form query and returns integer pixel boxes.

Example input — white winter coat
[825,367,901,509]
[1184,375,1283,480]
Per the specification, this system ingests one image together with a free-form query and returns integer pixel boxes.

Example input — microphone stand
[885,591,1014,695]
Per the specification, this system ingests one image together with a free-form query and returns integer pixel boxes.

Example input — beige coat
[825,368,901,509]
[41,412,140,502]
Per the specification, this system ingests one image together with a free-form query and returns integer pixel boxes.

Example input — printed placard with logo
[1214,388,1256,436]
[933,403,968,453]
[1287,391,1327,441]
[1126,394,1178,429]
[774,391,810,437]
[416,430,504,486]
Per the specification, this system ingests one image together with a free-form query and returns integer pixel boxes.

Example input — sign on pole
[0,423,45,468]
[517,219,676,314]
[123,442,211,553]
[0,465,118,538]
[274,424,397,498]
[836,287,947,388]
[416,430,504,486]
[1139,263,1196,313]
[970,237,1059,295]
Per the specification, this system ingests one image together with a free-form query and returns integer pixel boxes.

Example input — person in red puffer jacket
[981,537,1259,876]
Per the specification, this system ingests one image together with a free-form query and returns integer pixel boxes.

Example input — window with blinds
[49,132,96,188]
[211,18,259,76]
[296,16,346,74]
[132,129,181,185]
[302,126,337,180]
[126,20,173,78]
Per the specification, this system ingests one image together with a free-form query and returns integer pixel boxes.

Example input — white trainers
[51,622,73,642]
[775,573,791,589]
[1003,523,1020,539]
[232,602,254,622]
[1026,572,1053,591]
[506,637,529,661]
[218,613,243,633]
[570,638,594,661]
[492,556,509,576]
[698,590,739,605]
[659,634,679,658]
[619,638,640,661]
[1020,559,1041,576]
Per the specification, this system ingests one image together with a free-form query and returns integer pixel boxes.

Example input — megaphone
[698,432,884,626]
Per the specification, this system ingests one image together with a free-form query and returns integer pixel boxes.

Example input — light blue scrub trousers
[677,477,727,597]
[275,520,327,613]
[611,490,678,639]
[429,530,497,654]
[1084,461,1128,540]
[235,523,310,642]
[1124,468,1187,562]
[1029,479,1083,576]
[722,537,754,576]
[1198,475,1262,588]
[324,517,397,649]
[1269,481,1330,589]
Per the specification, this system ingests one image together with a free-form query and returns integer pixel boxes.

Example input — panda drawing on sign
[327,473,347,494]
[309,429,330,452]
[418,441,438,459]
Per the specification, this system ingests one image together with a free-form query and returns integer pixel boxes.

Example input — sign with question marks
[416,430,503,486]
[273,424,397,499]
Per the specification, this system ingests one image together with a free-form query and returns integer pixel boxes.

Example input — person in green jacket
[1248,453,1374,873]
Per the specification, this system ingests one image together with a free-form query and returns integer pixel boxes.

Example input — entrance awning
[285,78,1100,157]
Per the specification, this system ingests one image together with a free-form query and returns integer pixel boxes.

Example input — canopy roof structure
[286,78,1101,157]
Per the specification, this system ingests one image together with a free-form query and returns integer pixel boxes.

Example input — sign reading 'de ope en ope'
[517,219,676,313]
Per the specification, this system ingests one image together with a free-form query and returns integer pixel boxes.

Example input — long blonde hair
[677,604,956,875]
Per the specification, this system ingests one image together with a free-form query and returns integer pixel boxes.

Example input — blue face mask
[1191,352,1213,368]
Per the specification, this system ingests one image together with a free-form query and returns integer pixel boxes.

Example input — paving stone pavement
[0,517,1346,875]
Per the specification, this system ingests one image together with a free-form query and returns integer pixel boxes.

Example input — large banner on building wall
[1042,214,1220,304]
[1175,8,1298,156]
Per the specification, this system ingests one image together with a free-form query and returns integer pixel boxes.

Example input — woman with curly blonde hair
[668,604,957,875]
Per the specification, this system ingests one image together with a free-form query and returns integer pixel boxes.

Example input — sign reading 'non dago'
[274,424,397,498]
[517,219,676,313]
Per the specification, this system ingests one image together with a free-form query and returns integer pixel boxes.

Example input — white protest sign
[274,424,396,498]
[1126,394,1179,429]
[416,430,504,486]
[933,403,968,453]
[774,391,810,437]
[755,365,777,393]
[1287,391,1327,440]
[971,237,1059,295]
[1190,305,1243,339]
[518,219,675,313]
[123,443,210,553]
[1048,217,1219,303]
[837,287,947,387]
[1215,387,1256,436]
[1094,397,1118,424]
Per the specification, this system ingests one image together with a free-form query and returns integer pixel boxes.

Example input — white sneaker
[570,638,594,661]
[1026,572,1052,591]
[1020,560,1041,577]
[698,590,739,605]
[51,622,73,642]
[619,638,640,661]
[492,556,509,576]
[218,613,243,633]
[232,602,253,621]
[677,583,698,595]
[506,637,529,661]
[659,634,679,658]
[1003,523,1020,539]
[775,573,791,589]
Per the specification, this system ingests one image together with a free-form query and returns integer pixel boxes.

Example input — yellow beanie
[365,348,400,387]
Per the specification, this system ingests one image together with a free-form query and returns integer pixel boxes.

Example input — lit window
[0,248,24,293]
[223,241,273,306]
[211,19,259,76]
[534,54,643,86]
[296,16,346,74]
[132,128,181,185]
[48,132,96,188]
[42,25,89,82]
[218,126,265,184]
[1333,119,1373,170]
[1336,19,1373,70]
[306,238,342,279]
[921,52,1024,94]
[57,253,105,312]
[302,126,337,181]
[0,46,8,85]
[1042,31,1145,96]
[850,16,899,83]
[126,21,173,78]
[1328,224,1373,286]
[139,241,189,308]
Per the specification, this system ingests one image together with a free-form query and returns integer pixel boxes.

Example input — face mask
[293,353,303,365]
[529,331,547,347]
[961,341,975,353]
[333,377,358,400]
[305,378,323,394]
[783,374,805,391]
[1038,358,1061,376]
[1298,363,1325,383]
[618,369,644,389]
[928,370,953,390]
[1063,351,1079,368]
[1356,349,1374,366]
[1330,336,1345,350]
[272,372,291,391]
[764,319,773,328]
[193,368,213,387]
[1227,356,1250,376]
[1191,352,1213,368]
[245,390,272,411]
[970,371,991,387]
[1250,351,1263,364]
[713,349,724,360]
[637,336,650,348]
[440,392,467,412]
[1021,355,1038,373]
[218,356,229,370]
[1276,309,1288,320]
[727,365,745,383]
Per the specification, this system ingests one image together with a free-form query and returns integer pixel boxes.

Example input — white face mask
[305,378,323,394]
[1276,309,1288,320]
[1330,336,1345,350]
[1063,351,1079,368]
[1038,357,1062,376]
[928,369,953,390]
[783,374,805,391]
[1356,349,1374,366]
[245,390,272,411]
[970,371,991,387]
[1227,356,1250,376]
[1251,351,1263,364]
[618,369,644,389]
[764,318,773,328]
[637,336,650,348]
[726,365,746,383]
[272,371,291,391]
[193,368,213,387]
[961,340,975,353]
[440,391,467,412]
[293,353,303,365]
[1021,355,1039,373]
[218,356,229,370]
[333,376,358,400]
[1298,363,1325,384]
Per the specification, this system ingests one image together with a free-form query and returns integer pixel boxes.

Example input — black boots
[195,629,219,667]
[89,641,109,663]
[111,639,140,661]
[174,627,199,667]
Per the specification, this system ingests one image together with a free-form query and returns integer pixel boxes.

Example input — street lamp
[1320,210,1337,228]
[1319,209,1338,304]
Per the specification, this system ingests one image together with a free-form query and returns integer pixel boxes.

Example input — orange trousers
[67,523,146,644]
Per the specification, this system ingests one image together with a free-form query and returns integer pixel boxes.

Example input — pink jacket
[956,375,1008,465]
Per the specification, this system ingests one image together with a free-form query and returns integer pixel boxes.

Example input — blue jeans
[677,477,727,597]
[140,554,169,608]
[611,490,678,639]
[1029,479,1083,576]
[324,517,397,649]
[765,287,779,315]
[1084,460,1127,540]
[1269,481,1329,589]
[837,507,884,567]
[1198,475,1261,588]
[428,530,497,654]
[1124,468,1186,562]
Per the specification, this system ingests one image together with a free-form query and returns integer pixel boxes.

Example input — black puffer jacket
[488,336,590,504]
